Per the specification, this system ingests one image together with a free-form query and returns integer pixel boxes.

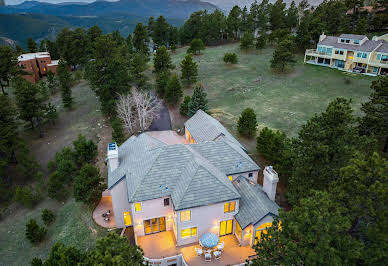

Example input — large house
[18,52,58,83]
[304,33,388,76]
[106,110,280,252]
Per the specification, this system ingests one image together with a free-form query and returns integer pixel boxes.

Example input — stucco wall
[132,197,174,237]
[175,200,239,246]
[252,215,275,246]
[110,178,131,228]
[235,223,253,247]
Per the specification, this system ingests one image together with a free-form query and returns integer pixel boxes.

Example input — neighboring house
[107,110,280,248]
[18,52,58,83]
[304,33,388,76]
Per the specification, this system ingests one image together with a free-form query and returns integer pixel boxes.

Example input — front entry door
[220,220,233,236]
[144,217,166,235]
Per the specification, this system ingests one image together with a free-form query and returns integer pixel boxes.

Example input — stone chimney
[263,166,279,201]
[107,142,119,172]
[319,32,326,42]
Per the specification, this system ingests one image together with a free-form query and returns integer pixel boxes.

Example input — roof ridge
[185,145,240,199]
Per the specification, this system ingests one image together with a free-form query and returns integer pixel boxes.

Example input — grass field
[170,43,375,141]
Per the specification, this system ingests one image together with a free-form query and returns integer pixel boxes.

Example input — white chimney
[107,142,119,172]
[319,32,326,42]
[263,166,279,201]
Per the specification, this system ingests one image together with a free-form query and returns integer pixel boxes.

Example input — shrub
[237,108,258,138]
[30,257,43,266]
[111,118,126,145]
[240,31,255,50]
[256,34,267,50]
[25,219,47,243]
[48,171,68,201]
[73,164,104,205]
[41,209,55,226]
[14,186,40,208]
[223,53,238,64]
[73,134,98,165]
[180,96,191,116]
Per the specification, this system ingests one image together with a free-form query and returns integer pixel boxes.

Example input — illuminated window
[123,211,132,226]
[224,201,236,213]
[228,175,233,181]
[181,227,197,239]
[135,202,141,212]
[236,221,242,240]
[180,210,191,222]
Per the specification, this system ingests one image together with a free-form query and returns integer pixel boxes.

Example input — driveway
[148,98,172,131]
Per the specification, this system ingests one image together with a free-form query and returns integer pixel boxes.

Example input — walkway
[92,190,116,228]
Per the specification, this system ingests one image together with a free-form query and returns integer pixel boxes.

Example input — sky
[5,0,117,5]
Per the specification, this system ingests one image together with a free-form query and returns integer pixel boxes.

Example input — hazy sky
[5,0,117,5]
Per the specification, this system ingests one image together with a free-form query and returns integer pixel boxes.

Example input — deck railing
[144,254,188,266]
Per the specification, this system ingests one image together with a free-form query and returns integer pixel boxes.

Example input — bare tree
[117,87,161,134]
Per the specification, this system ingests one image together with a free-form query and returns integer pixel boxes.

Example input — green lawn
[171,43,375,141]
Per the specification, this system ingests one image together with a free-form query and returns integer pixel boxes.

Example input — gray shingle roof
[319,36,382,52]
[233,176,279,229]
[190,139,260,175]
[108,133,241,211]
[184,110,244,149]
[339,34,367,40]
[376,41,388,53]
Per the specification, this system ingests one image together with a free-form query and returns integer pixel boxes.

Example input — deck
[93,190,116,228]
[137,231,256,265]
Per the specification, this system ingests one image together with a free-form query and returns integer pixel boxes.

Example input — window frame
[134,202,142,212]
[180,226,197,239]
[224,201,236,213]
[180,210,191,222]
[354,40,360,44]
[163,198,170,207]
[248,172,253,178]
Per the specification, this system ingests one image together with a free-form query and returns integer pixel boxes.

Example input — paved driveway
[148,98,172,131]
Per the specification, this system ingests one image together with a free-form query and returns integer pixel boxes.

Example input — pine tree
[165,74,182,105]
[46,71,57,94]
[240,31,255,50]
[153,16,170,47]
[180,53,198,85]
[25,219,47,243]
[73,164,104,204]
[0,45,19,94]
[180,96,191,116]
[156,71,170,98]
[57,59,73,109]
[131,51,148,88]
[126,33,133,54]
[153,46,173,73]
[27,38,38,53]
[271,38,296,72]
[133,22,150,56]
[187,84,209,117]
[111,117,126,145]
[255,34,267,50]
[237,108,257,138]
[188,39,205,55]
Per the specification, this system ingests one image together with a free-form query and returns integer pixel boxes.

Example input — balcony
[137,231,256,265]
[305,49,332,58]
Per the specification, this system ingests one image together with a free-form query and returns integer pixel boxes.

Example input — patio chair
[214,251,221,260]
[205,252,211,262]
[217,241,224,251]
[195,247,203,256]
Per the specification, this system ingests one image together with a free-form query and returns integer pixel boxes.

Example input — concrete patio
[146,130,188,145]
[92,190,116,228]
[137,231,256,265]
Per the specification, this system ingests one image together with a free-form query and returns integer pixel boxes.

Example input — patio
[146,130,188,145]
[137,231,256,265]
[92,190,116,228]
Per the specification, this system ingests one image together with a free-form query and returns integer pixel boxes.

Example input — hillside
[0,0,218,19]
[203,0,324,10]
[0,13,184,47]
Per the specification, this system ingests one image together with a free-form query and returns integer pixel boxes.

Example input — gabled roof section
[339,33,367,40]
[184,110,244,150]
[318,36,383,52]
[190,138,260,175]
[233,176,279,229]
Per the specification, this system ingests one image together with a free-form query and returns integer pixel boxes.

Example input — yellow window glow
[228,175,233,181]
[181,228,191,238]
[135,203,141,212]
[236,221,242,239]
[123,211,132,226]
[224,202,229,213]
[180,210,191,222]
[192,227,197,236]
[230,201,236,212]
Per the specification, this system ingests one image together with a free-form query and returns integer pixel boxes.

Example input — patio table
[199,233,219,249]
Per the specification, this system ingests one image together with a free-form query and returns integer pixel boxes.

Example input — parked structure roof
[233,176,279,229]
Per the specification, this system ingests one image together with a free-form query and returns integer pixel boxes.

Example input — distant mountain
[0,12,184,47]
[0,0,5,6]
[202,0,324,10]
[0,0,218,19]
